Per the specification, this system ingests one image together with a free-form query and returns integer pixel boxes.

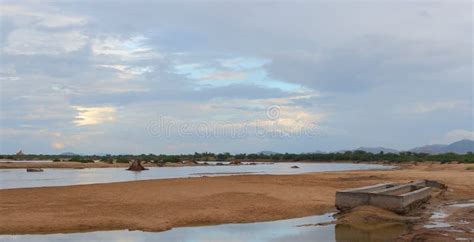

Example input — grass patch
[466,166,474,171]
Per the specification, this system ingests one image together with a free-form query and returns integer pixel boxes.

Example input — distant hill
[409,144,447,154]
[94,153,110,156]
[258,151,279,155]
[409,139,474,154]
[59,152,79,156]
[355,147,399,154]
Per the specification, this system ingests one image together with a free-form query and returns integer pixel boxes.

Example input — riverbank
[0,159,393,169]
[0,161,205,169]
[0,163,472,235]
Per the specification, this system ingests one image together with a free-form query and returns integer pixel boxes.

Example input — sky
[0,0,472,154]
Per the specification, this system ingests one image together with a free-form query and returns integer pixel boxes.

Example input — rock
[182,160,199,165]
[229,160,242,165]
[16,150,25,156]
[127,160,148,171]
[215,162,225,166]
[26,168,43,172]
[291,165,300,169]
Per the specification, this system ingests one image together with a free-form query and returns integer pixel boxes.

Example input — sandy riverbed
[0,163,472,235]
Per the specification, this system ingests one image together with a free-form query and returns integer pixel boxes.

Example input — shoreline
[0,159,395,169]
[0,163,472,235]
[0,161,203,169]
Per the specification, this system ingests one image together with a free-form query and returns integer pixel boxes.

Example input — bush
[162,156,180,163]
[80,159,94,163]
[116,157,130,163]
[70,156,82,162]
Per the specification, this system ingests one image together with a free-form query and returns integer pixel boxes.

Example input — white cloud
[73,106,117,126]
[205,96,326,135]
[199,71,246,81]
[98,64,154,80]
[92,35,158,60]
[3,29,87,55]
[51,142,65,149]
[1,4,87,28]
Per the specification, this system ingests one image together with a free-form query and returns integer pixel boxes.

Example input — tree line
[1,150,473,163]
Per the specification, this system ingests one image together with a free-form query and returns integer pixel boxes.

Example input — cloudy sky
[0,0,472,154]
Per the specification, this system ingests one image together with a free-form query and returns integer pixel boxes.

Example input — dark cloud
[266,35,472,92]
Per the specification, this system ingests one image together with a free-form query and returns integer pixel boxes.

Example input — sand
[0,163,473,234]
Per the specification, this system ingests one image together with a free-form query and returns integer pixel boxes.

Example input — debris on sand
[26,168,43,172]
[127,160,148,171]
[291,165,300,169]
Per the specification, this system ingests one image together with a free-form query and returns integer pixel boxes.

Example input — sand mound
[336,206,418,230]
[408,231,456,242]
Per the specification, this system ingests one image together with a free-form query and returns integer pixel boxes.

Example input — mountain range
[354,139,473,154]
[58,140,473,156]
[409,139,474,154]
[257,139,473,155]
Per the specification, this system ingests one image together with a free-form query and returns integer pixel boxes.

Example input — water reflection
[0,214,335,242]
[0,163,393,189]
[0,213,408,242]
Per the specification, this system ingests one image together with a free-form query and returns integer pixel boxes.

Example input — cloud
[1,4,87,28]
[401,100,471,114]
[0,1,471,154]
[173,58,302,91]
[199,71,246,81]
[91,35,158,60]
[51,142,65,149]
[73,106,117,126]
[431,129,474,144]
[3,29,87,55]
[266,35,471,93]
[219,57,270,71]
[444,129,474,143]
[98,64,154,80]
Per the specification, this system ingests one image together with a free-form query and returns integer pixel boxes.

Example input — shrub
[116,157,129,163]
[80,159,94,163]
